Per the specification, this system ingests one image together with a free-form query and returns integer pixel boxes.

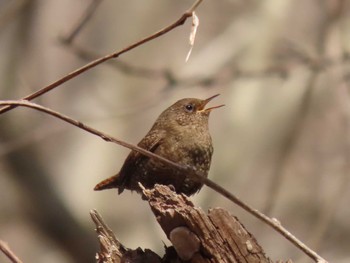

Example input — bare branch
[0,100,328,263]
[0,240,23,263]
[187,0,204,14]
[0,0,204,115]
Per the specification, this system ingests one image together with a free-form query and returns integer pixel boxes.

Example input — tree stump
[91,185,289,262]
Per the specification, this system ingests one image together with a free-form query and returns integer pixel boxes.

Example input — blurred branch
[61,0,104,44]
[306,170,350,252]
[0,240,23,263]
[61,41,288,92]
[300,60,350,258]
[0,0,204,115]
[303,1,350,249]
[263,0,346,216]
[263,72,317,215]
[0,2,96,262]
[279,39,350,72]
[60,42,172,80]
[60,41,233,90]
[60,34,350,95]
[0,0,29,30]
[0,100,328,263]
[0,119,97,263]
[0,122,65,158]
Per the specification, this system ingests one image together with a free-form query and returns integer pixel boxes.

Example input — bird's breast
[157,131,213,170]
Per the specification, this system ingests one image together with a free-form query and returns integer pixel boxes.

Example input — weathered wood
[90,209,162,263]
[92,185,290,262]
[142,184,272,263]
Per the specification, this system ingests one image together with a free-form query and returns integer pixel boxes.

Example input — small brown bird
[94,94,223,196]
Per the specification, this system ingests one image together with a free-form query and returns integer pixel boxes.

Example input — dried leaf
[186,11,199,62]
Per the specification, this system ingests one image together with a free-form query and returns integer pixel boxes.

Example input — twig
[0,240,23,263]
[0,100,203,172]
[0,0,203,115]
[188,0,204,13]
[0,100,328,263]
[62,0,104,44]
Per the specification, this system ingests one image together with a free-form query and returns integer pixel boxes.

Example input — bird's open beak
[198,94,225,112]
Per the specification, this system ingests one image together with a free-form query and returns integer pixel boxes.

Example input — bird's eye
[185,104,195,112]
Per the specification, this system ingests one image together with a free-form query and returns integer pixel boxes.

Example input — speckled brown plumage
[94,94,223,196]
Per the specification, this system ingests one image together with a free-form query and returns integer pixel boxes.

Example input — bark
[91,185,291,263]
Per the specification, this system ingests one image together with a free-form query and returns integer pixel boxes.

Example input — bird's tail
[94,174,120,191]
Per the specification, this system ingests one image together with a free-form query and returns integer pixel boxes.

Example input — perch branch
[0,0,203,115]
[0,240,23,263]
[0,100,328,263]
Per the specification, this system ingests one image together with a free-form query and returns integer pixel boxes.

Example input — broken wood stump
[91,185,288,262]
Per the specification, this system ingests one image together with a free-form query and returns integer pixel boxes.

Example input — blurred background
[1,0,350,262]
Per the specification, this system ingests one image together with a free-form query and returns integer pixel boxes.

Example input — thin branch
[0,100,328,263]
[188,0,203,13]
[0,100,203,172]
[0,0,203,115]
[62,0,104,44]
[0,240,23,263]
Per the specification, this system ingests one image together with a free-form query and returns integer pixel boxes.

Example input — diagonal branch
[0,240,23,263]
[0,100,328,263]
[0,0,203,115]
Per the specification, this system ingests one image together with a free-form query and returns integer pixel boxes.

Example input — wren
[94,94,223,196]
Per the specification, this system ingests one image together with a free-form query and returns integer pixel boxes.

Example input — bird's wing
[116,129,166,193]
[94,129,166,193]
